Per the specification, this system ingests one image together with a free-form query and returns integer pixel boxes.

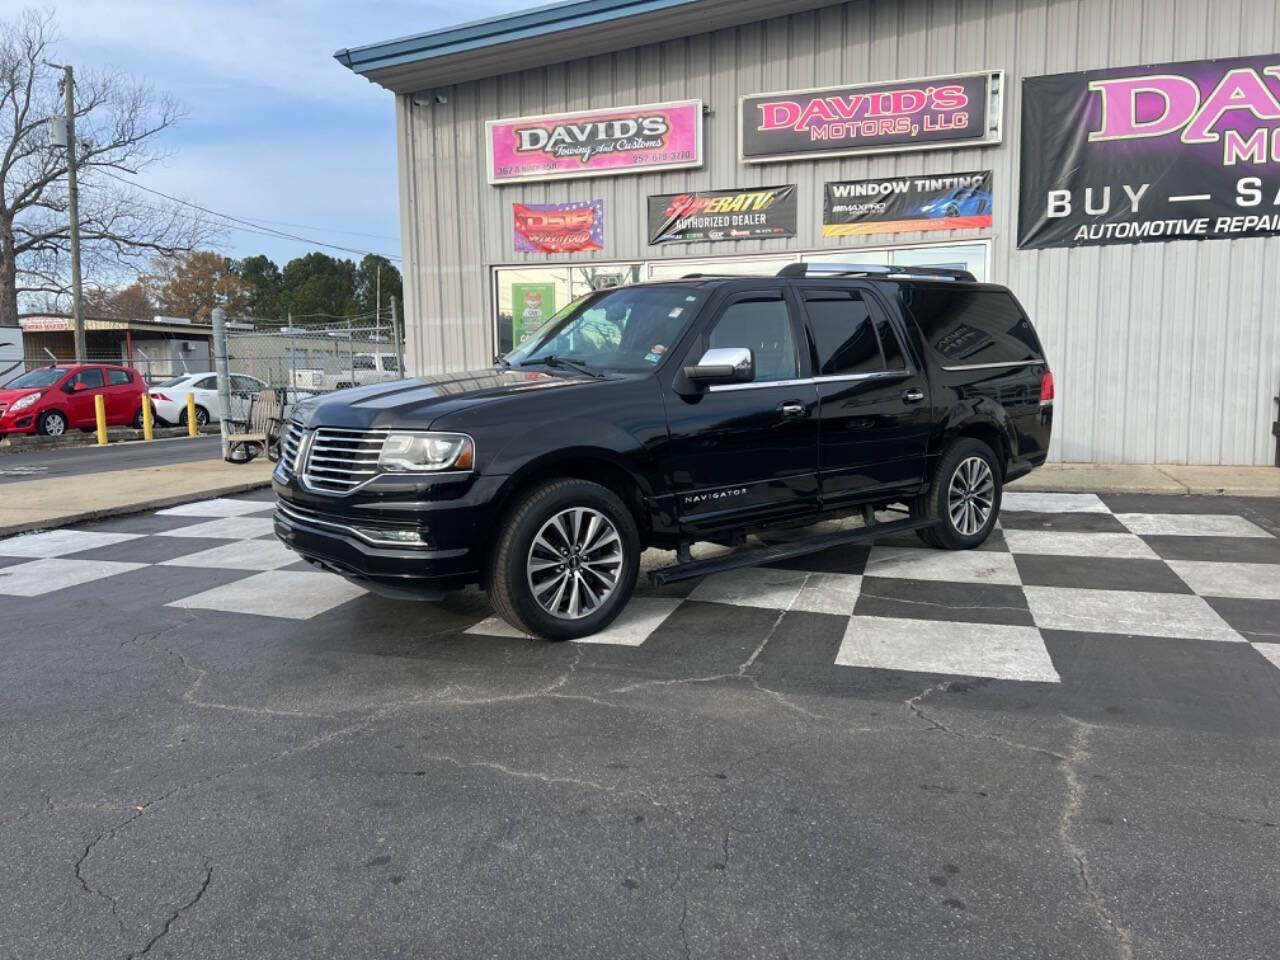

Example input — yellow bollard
[94,394,108,445]
[142,395,154,441]
[186,392,198,437]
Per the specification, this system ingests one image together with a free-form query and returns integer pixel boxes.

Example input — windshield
[7,368,66,388]
[159,375,192,388]
[508,285,708,373]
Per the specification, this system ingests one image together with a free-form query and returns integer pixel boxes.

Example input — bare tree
[0,9,216,326]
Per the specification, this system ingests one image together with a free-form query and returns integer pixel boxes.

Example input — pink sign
[487,99,703,184]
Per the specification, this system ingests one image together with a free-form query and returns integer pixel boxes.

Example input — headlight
[377,432,474,472]
[10,393,40,412]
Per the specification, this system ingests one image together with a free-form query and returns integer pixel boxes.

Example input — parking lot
[3,488,1279,959]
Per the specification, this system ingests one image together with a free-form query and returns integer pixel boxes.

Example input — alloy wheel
[526,507,623,620]
[948,455,994,536]
[44,413,66,436]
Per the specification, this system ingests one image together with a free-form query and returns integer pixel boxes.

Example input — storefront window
[495,264,643,353]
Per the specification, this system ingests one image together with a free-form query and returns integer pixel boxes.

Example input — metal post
[211,306,232,460]
[63,65,86,363]
[288,312,295,391]
[390,296,404,376]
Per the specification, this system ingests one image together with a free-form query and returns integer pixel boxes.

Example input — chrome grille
[302,427,387,493]
[280,421,304,475]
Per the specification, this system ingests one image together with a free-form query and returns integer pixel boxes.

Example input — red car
[0,363,154,437]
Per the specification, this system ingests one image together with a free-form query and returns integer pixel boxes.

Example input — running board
[648,516,940,586]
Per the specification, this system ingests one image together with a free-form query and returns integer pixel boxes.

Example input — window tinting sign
[824,172,993,236]
[740,72,1003,163]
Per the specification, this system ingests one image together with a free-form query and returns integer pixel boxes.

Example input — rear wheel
[913,438,1002,549]
[487,479,640,641]
[179,406,209,428]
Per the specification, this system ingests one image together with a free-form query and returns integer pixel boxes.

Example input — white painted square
[0,558,146,596]
[835,616,1060,683]
[1254,644,1280,672]
[0,529,141,559]
[864,546,1021,585]
[155,517,276,540]
[157,498,273,518]
[1001,492,1110,514]
[793,572,863,616]
[467,598,683,646]
[688,567,802,608]
[1002,529,1158,560]
[160,538,299,572]
[1115,513,1273,539]
[1165,561,1280,601]
[1024,586,1244,642]
[167,570,366,619]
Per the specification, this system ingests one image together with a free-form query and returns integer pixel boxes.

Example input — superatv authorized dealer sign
[739,71,1002,163]
[1018,55,1280,248]
[647,186,797,244]
[824,171,993,237]
[487,100,703,184]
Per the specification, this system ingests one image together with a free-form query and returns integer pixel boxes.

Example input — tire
[37,410,68,437]
[179,406,210,428]
[912,437,1002,550]
[132,407,147,430]
[487,478,640,641]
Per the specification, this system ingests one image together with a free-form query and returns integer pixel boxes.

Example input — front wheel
[487,479,640,641]
[37,410,68,436]
[913,438,1002,549]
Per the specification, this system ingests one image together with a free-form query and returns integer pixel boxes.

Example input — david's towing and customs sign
[487,100,703,184]
[739,71,1002,163]
[824,172,993,237]
[1018,55,1280,249]
[647,186,797,244]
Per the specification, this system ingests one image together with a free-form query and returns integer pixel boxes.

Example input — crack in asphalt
[127,858,213,959]
[908,684,1133,960]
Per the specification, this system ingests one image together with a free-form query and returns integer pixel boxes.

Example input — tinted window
[907,288,1042,366]
[108,369,134,385]
[381,355,399,372]
[231,375,259,392]
[802,291,884,376]
[352,355,375,370]
[876,317,906,370]
[70,368,105,389]
[708,297,798,382]
[193,376,217,390]
[159,375,192,388]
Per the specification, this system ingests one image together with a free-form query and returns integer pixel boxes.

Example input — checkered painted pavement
[1,489,1277,685]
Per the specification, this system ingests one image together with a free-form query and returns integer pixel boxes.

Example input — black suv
[273,264,1053,640]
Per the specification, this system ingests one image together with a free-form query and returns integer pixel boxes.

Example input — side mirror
[72,382,90,392]
[683,347,755,385]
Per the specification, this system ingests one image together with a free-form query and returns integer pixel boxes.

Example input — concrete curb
[0,426,220,454]
[0,478,273,538]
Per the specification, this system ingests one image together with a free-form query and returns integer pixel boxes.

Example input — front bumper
[272,464,509,599]
[0,412,38,434]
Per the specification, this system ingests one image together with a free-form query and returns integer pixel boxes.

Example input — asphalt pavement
[2,489,1279,959]
[0,434,223,482]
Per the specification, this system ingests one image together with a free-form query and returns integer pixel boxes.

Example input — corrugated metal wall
[396,0,1280,465]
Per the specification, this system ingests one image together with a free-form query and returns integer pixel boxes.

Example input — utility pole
[390,296,404,375]
[59,64,86,362]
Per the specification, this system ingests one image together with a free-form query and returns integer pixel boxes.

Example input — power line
[95,170,402,262]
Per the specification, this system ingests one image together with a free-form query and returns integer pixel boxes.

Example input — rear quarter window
[906,287,1042,367]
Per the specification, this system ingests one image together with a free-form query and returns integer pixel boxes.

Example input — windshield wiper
[493,354,511,369]
[522,355,605,380]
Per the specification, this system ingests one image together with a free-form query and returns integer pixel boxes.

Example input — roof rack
[777,262,976,282]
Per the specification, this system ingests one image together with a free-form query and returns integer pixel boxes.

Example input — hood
[0,387,42,405]
[291,366,603,430]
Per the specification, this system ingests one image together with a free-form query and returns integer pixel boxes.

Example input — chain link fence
[226,319,404,395]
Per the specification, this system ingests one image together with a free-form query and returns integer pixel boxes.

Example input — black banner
[1018,55,1280,249]
[823,171,993,237]
[740,72,1000,163]
[647,185,797,244]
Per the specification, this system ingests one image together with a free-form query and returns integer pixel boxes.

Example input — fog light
[357,526,426,545]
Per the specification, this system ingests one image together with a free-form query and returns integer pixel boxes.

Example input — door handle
[778,400,806,418]
[901,388,925,404]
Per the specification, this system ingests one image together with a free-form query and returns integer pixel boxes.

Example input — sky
[52,0,540,268]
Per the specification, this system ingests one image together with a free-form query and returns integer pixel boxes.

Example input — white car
[149,372,264,427]
[319,352,401,391]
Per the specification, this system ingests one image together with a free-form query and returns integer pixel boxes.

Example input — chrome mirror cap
[684,347,755,384]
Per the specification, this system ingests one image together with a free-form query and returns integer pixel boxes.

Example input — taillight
[1039,371,1055,405]
[151,391,170,402]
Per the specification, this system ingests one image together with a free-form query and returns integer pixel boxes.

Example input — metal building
[337,0,1280,466]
